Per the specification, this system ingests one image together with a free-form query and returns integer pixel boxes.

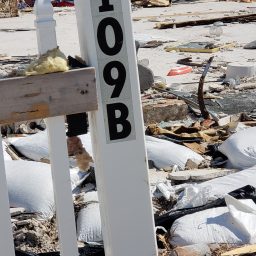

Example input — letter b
[107,103,132,141]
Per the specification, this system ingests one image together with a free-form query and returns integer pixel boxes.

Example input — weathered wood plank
[222,245,256,256]
[155,13,256,29]
[133,10,232,21]
[0,68,97,124]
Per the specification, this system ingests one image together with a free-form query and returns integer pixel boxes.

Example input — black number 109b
[97,0,132,141]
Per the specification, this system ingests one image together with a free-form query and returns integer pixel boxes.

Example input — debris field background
[1,0,256,256]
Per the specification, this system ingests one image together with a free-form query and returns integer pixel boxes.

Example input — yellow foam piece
[25,47,69,76]
[165,42,234,53]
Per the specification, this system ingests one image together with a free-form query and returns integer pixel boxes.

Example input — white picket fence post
[75,1,158,255]
[0,137,15,256]
[34,1,78,256]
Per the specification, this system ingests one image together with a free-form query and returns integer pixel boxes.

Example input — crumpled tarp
[155,185,256,229]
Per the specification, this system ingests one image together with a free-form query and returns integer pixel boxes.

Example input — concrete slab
[10,207,26,217]
[143,99,188,124]
[148,168,169,185]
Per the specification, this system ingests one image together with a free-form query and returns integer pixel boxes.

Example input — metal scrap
[198,56,214,120]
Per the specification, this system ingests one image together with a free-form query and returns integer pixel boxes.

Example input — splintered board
[155,13,256,29]
[221,245,256,256]
[165,42,235,53]
[0,68,97,124]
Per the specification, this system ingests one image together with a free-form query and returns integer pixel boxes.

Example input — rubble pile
[0,0,18,17]
[131,0,170,7]
[13,216,59,253]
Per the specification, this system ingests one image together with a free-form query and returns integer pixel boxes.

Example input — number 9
[103,61,126,98]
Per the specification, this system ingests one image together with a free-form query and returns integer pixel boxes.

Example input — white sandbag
[199,166,256,199]
[219,127,256,169]
[10,131,93,164]
[6,160,88,219]
[6,160,54,218]
[170,197,256,246]
[76,191,103,244]
[10,131,49,162]
[11,132,204,170]
[170,207,246,246]
[77,204,102,244]
[145,136,204,169]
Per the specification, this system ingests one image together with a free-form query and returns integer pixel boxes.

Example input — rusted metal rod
[198,56,214,119]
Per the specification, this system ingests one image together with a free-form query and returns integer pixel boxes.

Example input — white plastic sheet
[171,166,256,211]
[174,185,217,210]
[225,195,256,244]
[199,166,256,199]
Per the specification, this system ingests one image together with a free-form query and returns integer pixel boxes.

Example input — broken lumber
[221,245,256,256]
[155,13,256,29]
[236,82,256,91]
[168,168,238,181]
[133,10,231,20]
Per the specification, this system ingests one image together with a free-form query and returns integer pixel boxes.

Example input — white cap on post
[34,0,57,54]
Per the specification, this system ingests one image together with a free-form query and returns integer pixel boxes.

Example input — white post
[0,136,15,256]
[34,1,78,256]
[75,1,158,256]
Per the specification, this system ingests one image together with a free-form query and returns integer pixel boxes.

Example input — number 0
[97,17,123,56]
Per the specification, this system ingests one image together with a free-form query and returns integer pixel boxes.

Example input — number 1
[99,0,114,12]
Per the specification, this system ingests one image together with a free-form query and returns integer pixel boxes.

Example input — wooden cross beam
[0,68,97,125]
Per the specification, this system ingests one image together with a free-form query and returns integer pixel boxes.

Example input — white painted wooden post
[0,137,15,256]
[34,1,78,256]
[75,1,158,256]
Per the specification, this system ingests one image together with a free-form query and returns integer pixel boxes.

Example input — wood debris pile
[13,216,59,253]
[0,0,18,18]
[131,0,170,7]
